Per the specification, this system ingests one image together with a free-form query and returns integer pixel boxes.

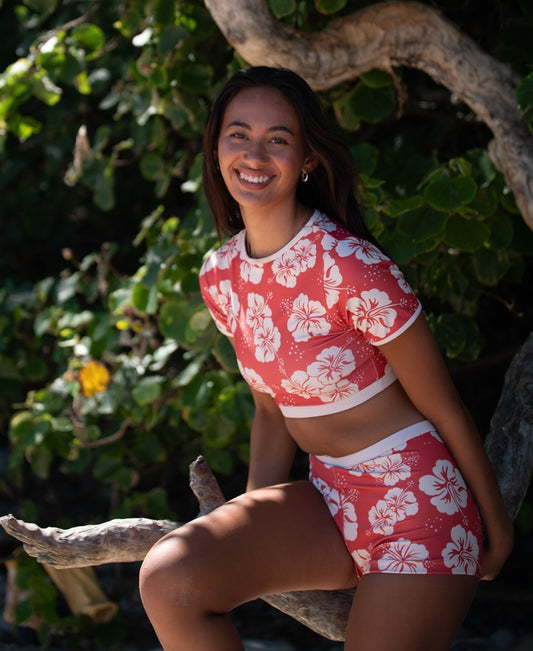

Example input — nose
[243,138,267,164]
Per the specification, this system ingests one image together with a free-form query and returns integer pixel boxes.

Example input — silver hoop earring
[300,170,309,183]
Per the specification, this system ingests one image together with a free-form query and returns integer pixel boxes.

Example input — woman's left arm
[378,313,514,580]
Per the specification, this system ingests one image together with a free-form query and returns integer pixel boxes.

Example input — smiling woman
[138,66,513,651]
[215,86,315,258]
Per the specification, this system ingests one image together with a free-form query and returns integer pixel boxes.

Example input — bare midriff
[284,381,426,457]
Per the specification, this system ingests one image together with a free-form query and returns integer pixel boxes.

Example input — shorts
[309,420,483,578]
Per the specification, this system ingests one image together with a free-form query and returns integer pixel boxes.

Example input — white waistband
[314,420,437,469]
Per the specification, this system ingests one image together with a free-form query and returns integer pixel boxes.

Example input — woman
[139,66,513,650]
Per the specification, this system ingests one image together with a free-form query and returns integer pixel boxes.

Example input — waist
[313,420,437,469]
[285,380,425,456]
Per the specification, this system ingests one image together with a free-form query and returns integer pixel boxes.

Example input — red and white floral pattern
[310,429,482,578]
[200,211,421,417]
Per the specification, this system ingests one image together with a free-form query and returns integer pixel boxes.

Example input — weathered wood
[203,0,533,231]
[485,332,533,521]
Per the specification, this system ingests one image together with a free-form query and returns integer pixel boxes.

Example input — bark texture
[203,0,533,231]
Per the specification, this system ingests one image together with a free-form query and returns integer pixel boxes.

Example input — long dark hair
[202,66,371,241]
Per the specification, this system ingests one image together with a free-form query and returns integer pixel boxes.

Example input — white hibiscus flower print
[390,264,411,293]
[246,293,271,329]
[442,525,479,575]
[341,498,358,541]
[319,378,358,403]
[311,476,341,517]
[369,487,418,535]
[368,499,398,536]
[206,280,239,334]
[378,539,429,574]
[287,293,331,341]
[237,364,274,396]
[253,317,281,363]
[419,460,468,515]
[292,238,316,272]
[350,454,411,486]
[347,289,398,339]
[281,371,320,399]
[272,250,301,288]
[240,260,263,284]
[335,238,387,264]
[307,346,355,384]
[323,252,342,308]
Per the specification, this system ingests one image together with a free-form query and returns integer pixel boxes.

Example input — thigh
[345,573,478,651]
[147,480,357,612]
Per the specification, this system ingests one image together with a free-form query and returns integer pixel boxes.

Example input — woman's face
[216,86,312,219]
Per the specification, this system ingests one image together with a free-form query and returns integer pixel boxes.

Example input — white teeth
[239,172,271,184]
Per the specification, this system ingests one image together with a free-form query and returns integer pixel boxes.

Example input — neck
[243,203,310,258]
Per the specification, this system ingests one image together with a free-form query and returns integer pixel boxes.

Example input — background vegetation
[0,0,532,642]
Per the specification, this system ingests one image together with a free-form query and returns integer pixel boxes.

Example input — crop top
[199,210,422,418]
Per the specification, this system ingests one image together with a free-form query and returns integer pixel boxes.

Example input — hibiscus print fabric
[199,211,421,418]
[309,424,482,578]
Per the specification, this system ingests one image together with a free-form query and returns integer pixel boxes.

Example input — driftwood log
[1,333,532,640]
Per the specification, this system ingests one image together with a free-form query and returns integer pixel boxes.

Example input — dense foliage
[0,0,533,636]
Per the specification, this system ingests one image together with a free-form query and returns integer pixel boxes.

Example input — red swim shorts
[309,420,483,578]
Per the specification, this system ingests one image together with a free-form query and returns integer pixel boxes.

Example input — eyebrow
[224,120,295,136]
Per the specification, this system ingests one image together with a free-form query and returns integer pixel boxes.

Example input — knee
[139,529,207,614]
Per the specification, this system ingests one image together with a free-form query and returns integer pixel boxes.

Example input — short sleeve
[199,255,235,338]
[333,239,421,345]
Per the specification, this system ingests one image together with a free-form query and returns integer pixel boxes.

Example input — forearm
[246,409,298,492]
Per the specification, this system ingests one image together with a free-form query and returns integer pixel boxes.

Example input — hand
[480,515,514,581]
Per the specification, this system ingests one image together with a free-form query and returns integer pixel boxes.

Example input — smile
[238,171,272,184]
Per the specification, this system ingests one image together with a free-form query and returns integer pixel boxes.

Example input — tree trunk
[203,0,533,232]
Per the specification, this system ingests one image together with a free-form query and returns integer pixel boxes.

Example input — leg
[345,573,478,651]
[139,481,356,651]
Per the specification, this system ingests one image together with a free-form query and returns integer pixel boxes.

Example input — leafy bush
[1,0,532,529]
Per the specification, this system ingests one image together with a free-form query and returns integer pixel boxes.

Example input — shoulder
[199,231,244,280]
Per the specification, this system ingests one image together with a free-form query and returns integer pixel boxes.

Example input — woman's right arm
[223,336,297,491]
[246,386,298,492]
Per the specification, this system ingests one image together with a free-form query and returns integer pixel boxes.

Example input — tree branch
[203,0,533,231]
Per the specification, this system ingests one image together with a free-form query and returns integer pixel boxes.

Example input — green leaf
[94,164,115,211]
[444,216,490,252]
[488,216,514,250]
[214,335,239,373]
[177,62,212,93]
[153,0,175,25]
[132,375,164,405]
[517,72,533,113]
[379,231,414,265]
[385,195,425,218]
[269,0,296,18]
[433,313,481,360]
[471,249,510,286]
[351,143,379,176]
[360,69,394,89]
[140,151,165,180]
[348,84,395,123]
[159,24,189,55]
[424,174,477,212]
[159,299,189,343]
[315,0,347,14]
[397,205,447,242]
[71,23,106,52]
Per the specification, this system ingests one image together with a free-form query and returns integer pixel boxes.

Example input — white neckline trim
[239,209,320,264]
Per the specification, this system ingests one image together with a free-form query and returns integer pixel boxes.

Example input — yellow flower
[79,360,110,397]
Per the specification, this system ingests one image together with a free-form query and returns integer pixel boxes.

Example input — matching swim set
[199,210,482,578]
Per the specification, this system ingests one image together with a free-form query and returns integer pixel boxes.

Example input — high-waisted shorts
[309,420,483,578]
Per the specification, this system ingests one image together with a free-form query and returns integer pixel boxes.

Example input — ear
[303,153,319,173]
